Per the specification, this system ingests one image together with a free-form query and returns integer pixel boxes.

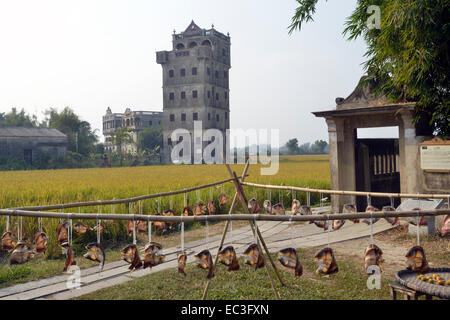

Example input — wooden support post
[202,161,250,300]
[222,160,283,299]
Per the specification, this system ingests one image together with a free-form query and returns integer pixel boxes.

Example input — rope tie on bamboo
[289,214,294,248]
[369,211,374,245]
[180,215,184,253]
[416,209,420,246]
[367,195,371,207]
[326,214,330,248]
[253,215,258,245]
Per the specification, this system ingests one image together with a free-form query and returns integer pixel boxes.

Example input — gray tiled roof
[0,127,67,138]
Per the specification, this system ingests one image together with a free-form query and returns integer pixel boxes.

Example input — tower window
[208,113,211,120]
[181,92,186,99]
[169,70,174,78]
[216,93,219,100]
[170,114,175,122]
[192,67,197,75]
[193,113,198,120]
[224,71,228,78]
[149,120,153,126]
[225,112,228,119]
[207,67,210,76]
[169,92,174,100]
[215,71,219,79]
[207,91,210,98]
[181,113,186,121]
[216,114,220,122]
[168,137,172,145]
[222,48,226,56]
[176,43,185,50]
[180,68,186,77]
[225,92,228,99]
[193,90,198,98]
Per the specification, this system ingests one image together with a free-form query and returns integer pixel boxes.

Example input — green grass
[75,248,393,300]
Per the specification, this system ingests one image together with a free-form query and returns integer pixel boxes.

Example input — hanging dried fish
[93,223,104,234]
[56,221,70,246]
[291,199,301,215]
[207,200,216,215]
[61,241,76,273]
[309,211,330,230]
[153,213,167,232]
[177,252,187,276]
[136,220,147,233]
[33,231,48,254]
[362,206,380,225]
[83,242,105,271]
[73,222,91,235]
[243,243,265,269]
[219,193,228,207]
[405,246,429,273]
[263,200,272,215]
[343,204,359,223]
[9,240,35,265]
[121,244,143,272]
[193,203,206,216]
[218,246,240,272]
[278,247,302,277]
[300,205,312,216]
[1,231,16,251]
[273,203,285,215]
[408,208,427,226]
[248,198,260,214]
[162,209,176,231]
[182,207,191,216]
[382,206,399,225]
[195,249,214,279]
[332,218,345,231]
[126,220,134,235]
[314,247,338,275]
[364,244,384,274]
[143,242,165,269]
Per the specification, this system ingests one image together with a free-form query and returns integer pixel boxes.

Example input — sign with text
[420,138,450,171]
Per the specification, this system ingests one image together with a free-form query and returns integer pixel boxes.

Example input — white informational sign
[420,145,450,171]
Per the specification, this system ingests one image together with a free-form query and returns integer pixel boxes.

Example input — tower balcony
[156,51,169,64]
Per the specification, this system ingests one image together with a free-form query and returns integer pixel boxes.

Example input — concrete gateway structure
[157,21,231,163]
[313,76,450,213]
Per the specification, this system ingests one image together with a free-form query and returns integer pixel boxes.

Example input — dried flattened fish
[291,199,301,215]
[273,203,285,215]
[219,193,228,207]
[182,207,191,216]
[83,242,105,271]
[263,200,272,215]
[73,222,91,235]
[178,252,187,276]
[34,231,48,254]
[314,247,338,275]
[193,203,206,216]
[207,200,216,215]
[143,242,165,269]
[61,241,76,273]
[362,205,380,225]
[405,246,429,273]
[364,244,384,274]
[382,206,399,226]
[56,221,70,246]
[195,249,214,279]
[121,244,142,272]
[248,198,260,214]
[9,240,35,265]
[278,247,302,277]
[1,231,16,251]
[343,204,359,223]
[243,243,265,270]
[218,246,240,272]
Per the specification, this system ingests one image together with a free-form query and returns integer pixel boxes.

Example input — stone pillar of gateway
[312,76,450,214]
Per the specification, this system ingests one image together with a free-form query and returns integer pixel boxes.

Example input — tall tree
[136,126,163,153]
[109,127,133,165]
[289,0,449,136]
[0,108,38,127]
[44,107,98,155]
[286,138,300,155]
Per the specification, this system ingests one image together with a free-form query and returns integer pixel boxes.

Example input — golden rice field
[0,155,330,258]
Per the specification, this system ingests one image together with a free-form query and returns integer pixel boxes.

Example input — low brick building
[0,127,68,165]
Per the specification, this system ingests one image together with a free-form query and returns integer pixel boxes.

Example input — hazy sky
[0,0,395,145]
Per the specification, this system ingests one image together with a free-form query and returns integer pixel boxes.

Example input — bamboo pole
[241,182,450,200]
[8,175,248,212]
[202,160,250,300]
[222,161,282,299]
[0,208,448,222]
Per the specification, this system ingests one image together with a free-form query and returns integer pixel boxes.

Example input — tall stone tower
[156,21,231,163]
